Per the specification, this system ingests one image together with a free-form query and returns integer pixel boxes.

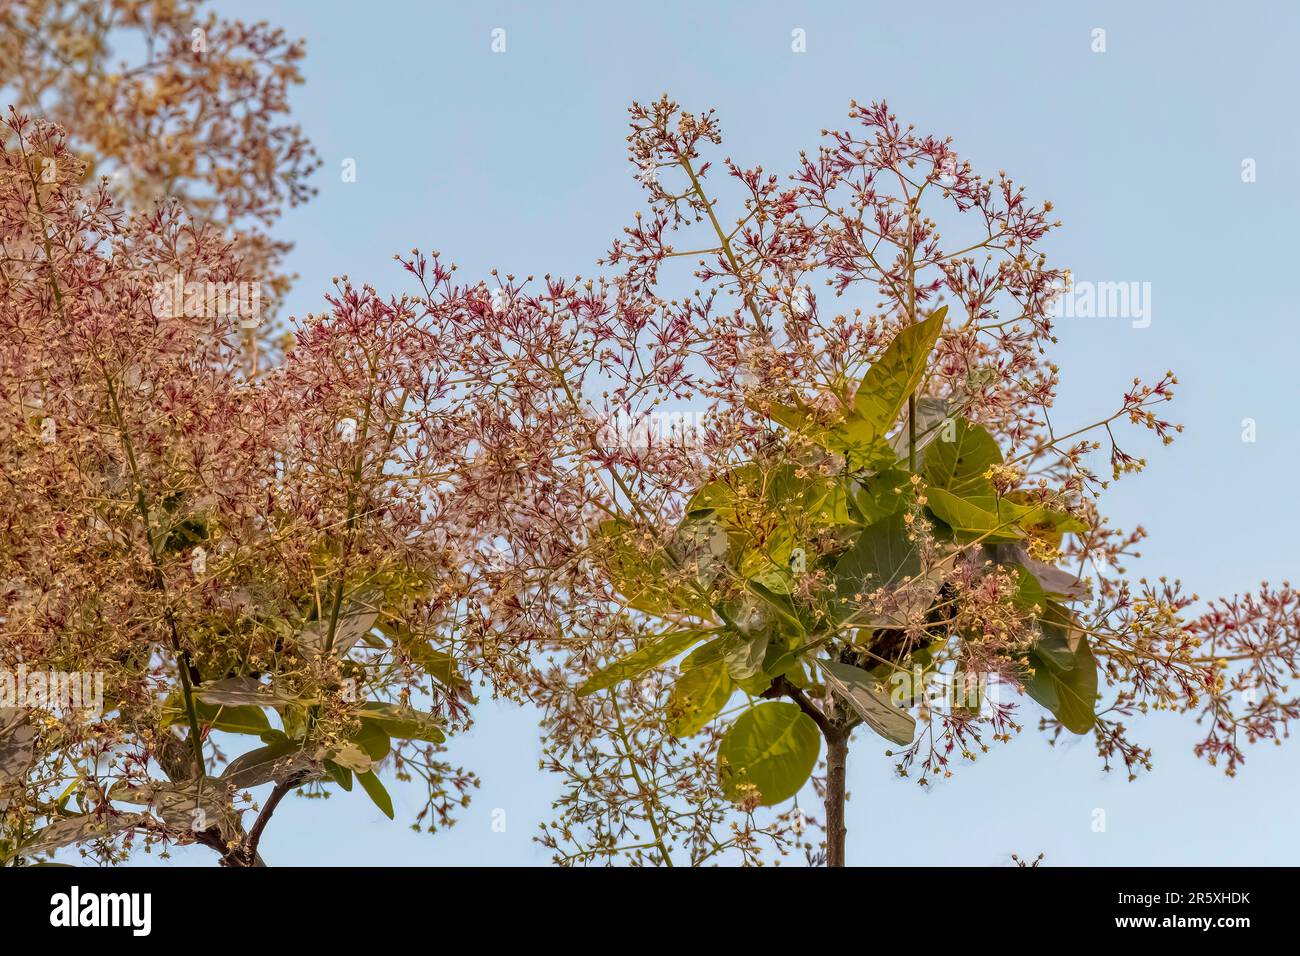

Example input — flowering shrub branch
[436,96,1297,866]
[0,113,477,865]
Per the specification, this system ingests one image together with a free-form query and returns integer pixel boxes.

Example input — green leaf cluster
[578,308,1100,807]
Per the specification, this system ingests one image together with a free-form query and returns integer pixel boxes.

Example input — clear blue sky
[156,0,1299,866]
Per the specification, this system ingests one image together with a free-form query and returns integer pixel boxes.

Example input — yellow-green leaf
[717,701,821,806]
[666,660,733,736]
[576,628,711,696]
[924,487,1027,544]
[853,307,947,437]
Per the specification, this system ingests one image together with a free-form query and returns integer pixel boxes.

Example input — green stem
[679,156,769,338]
[611,695,674,867]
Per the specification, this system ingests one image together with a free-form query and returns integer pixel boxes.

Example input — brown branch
[771,675,835,738]
[824,732,850,867]
[771,676,852,867]
[241,773,309,866]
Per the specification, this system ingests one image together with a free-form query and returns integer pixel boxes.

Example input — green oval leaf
[921,416,1001,495]
[717,702,820,807]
